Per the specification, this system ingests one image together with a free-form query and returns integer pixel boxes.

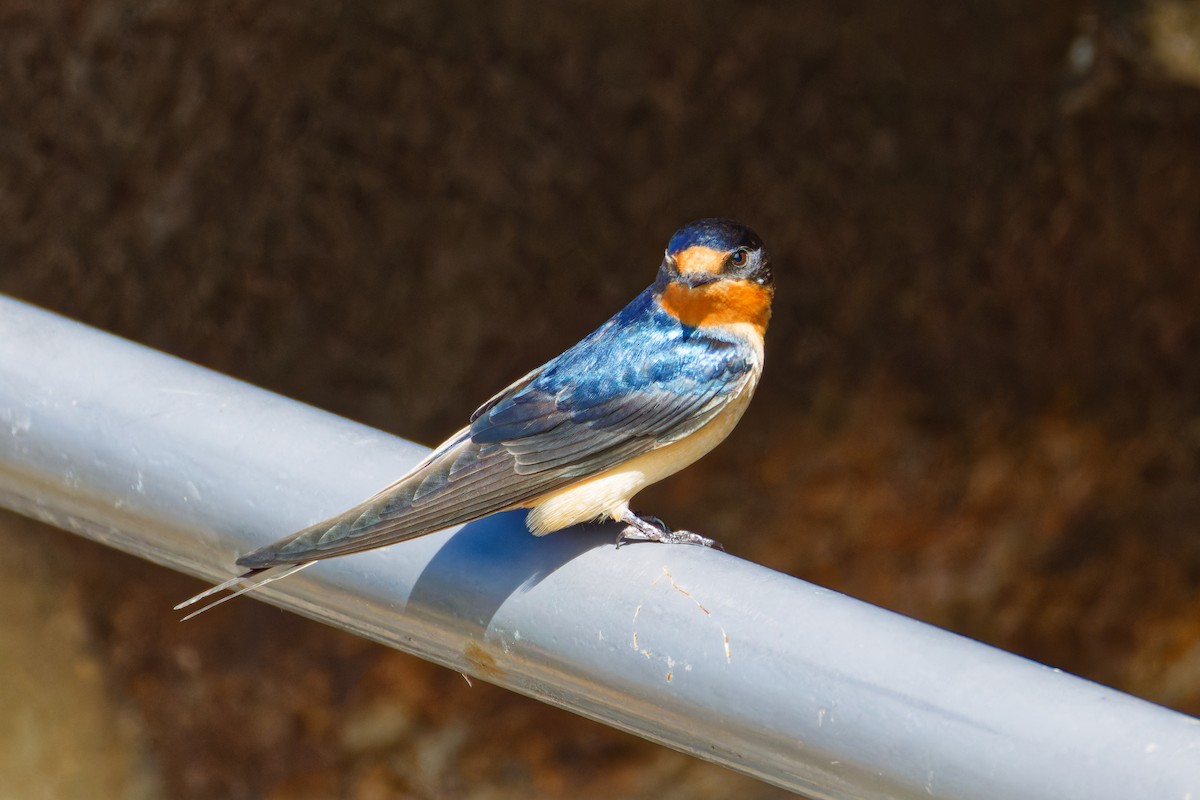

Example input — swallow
[177,218,773,618]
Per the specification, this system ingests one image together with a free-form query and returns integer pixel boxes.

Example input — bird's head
[655,219,774,336]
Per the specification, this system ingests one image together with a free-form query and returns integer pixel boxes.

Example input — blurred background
[2,1,1199,797]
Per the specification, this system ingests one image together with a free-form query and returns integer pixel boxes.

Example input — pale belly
[522,375,758,535]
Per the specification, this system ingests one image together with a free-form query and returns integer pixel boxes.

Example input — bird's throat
[658,281,773,337]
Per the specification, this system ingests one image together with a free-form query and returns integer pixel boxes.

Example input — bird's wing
[237,313,756,569]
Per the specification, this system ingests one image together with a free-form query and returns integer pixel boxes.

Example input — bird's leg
[616,511,725,550]
[639,514,670,531]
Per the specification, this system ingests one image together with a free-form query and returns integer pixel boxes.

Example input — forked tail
[174,561,315,621]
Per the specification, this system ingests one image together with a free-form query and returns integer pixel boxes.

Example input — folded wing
[238,296,756,568]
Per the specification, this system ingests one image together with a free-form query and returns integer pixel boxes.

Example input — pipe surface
[1,294,1197,798]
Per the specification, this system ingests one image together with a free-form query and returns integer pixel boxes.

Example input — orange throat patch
[658,280,773,336]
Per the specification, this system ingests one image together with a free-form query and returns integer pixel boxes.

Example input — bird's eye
[729,248,750,268]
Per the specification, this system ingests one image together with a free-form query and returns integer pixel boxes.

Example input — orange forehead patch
[658,280,773,335]
[673,245,725,276]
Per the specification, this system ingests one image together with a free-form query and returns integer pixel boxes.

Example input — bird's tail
[174,561,315,621]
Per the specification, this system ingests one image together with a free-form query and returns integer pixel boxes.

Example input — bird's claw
[668,529,725,551]
[616,514,725,551]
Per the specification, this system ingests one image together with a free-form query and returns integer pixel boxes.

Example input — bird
[177,218,773,619]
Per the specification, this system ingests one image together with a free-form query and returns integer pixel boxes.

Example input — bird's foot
[616,512,725,551]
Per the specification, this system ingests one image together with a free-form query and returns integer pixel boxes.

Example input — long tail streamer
[175,561,315,621]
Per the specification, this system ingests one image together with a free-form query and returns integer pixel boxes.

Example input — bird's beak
[681,272,721,288]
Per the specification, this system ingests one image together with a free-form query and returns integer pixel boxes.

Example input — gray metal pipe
[0,293,1197,798]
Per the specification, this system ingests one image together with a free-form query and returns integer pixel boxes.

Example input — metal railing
[1,294,1197,799]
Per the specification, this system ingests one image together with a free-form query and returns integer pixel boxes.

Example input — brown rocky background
[2,1,1199,798]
